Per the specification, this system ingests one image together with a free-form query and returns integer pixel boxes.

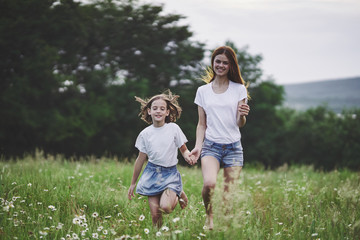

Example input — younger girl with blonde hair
[128,90,196,227]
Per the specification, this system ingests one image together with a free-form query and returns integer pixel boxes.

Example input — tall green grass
[1,153,359,239]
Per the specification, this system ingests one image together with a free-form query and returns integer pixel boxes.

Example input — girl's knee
[203,180,216,190]
[160,202,175,214]
[159,189,177,213]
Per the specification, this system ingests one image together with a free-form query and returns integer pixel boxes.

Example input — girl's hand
[238,103,250,116]
[190,147,201,162]
[184,150,196,165]
[128,184,136,200]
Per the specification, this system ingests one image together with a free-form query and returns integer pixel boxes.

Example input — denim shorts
[201,138,244,168]
[136,162,183,197]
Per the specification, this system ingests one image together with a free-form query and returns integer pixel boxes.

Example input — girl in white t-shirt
[190,46,251,230]
[128,90,196,227]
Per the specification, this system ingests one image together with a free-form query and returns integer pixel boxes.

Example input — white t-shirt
[194,81,248,144]
[135,122,188,167]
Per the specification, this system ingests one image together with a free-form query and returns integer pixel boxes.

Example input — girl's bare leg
[148,195,162,227]
[223,166,242,192]
[201,156,220,230]
[159,189,178,214]
[223,166,242,213]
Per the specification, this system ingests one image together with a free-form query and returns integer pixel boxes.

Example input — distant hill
[282,77,360,113]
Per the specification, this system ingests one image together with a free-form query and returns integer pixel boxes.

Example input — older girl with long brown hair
[190,46,251,229]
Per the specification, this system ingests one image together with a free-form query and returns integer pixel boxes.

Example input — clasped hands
[183,148,201,166]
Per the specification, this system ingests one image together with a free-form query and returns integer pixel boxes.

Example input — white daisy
[48,205,56,211]
[39,231,48,236]
[72,217,81,225]
[139,215,145,221]
[161,226,169,232]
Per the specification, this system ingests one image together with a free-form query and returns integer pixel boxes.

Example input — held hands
[184,150,197,165]
[189,147,201,162]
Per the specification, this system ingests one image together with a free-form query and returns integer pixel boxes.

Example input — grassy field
[1,153,359,240]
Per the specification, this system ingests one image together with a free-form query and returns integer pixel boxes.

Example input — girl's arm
[237,99,250,128]
[128,152,147,200]
[190,106,207,161]
[179,144,195,165]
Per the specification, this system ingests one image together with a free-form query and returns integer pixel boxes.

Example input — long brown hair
[202,46,245,85]
[135,89,182,124]
[201,46,250,99]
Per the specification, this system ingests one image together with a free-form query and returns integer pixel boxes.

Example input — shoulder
[167,123,184,134]
[136,126,152,146]
[229,81,247,100]
[139,125,153,135]
[196,83,211,96]
[229,80,246,90]
[167,122,180,129]
[230,81,247,95]
[197,83,211,92]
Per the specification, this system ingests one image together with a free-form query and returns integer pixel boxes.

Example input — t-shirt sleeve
[173,124,188,148]
[194,87,203,107]
[135,132,147,153]
[238,84,248,103]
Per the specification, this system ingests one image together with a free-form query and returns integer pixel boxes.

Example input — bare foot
[179,191,188,209]
[204,215,214,230]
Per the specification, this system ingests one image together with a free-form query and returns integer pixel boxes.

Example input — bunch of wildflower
[2,200,15,212]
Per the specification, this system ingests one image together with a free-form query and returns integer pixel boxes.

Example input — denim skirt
[136,161,183,197]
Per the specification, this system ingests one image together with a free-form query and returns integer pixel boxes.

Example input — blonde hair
[135,89,182,124]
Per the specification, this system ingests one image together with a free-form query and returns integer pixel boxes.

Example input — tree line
[1,0,359,170]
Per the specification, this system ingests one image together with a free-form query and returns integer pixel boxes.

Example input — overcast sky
[143,0,360,85]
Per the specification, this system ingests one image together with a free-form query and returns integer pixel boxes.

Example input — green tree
[0,0,205,157]
[0,0,61,155]
[283,107,360,170]
[339,109,360,170]
[244,81,286,169]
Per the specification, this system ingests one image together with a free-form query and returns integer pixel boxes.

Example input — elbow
[197,120,207,129]
[197,123,206,132]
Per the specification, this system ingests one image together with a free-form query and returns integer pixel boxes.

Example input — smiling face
[147,98,169,127]
[213,54,230,78]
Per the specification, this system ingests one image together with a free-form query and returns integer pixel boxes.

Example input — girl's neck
[212,76,230,94]
[152,121,166,128]
[213,75,229,86]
